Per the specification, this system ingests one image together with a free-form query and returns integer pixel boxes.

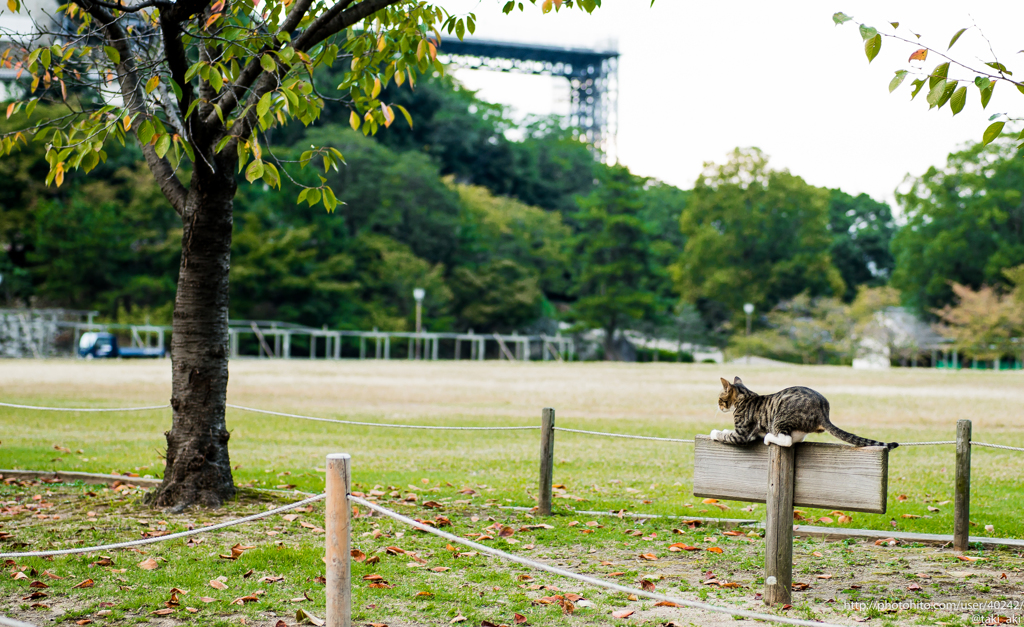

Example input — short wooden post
[325,454,351,627]
[764,443,795,606]
[538,408,556,516]
[954,419,972,552]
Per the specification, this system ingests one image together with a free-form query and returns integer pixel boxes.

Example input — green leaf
[261,162,280,188]
[926,79,947,107]
[502,0,514,13]
[394,103,413,128]
[212,103,224,125]
[260,54,277,73]
[889,22,898,29]
[214,134,232,153]
[949,86,967,115]
[245,159,264,182]
[986,61,1010,75]
[947,27,967,50]
[137,120,155,145]
[208,69,223,93]
[858,24,877,41]
[889,70,908,93]
[974,76,992,90]
[864,34,881,63]
[909,78,925,100]
[322,186,338,212]
[154,133,171,158]
[936,80,956,109]
[25,99,37,118]
[455,19,465,40]
[257,92,272,117]
[103,46,120,64]
[306,187,321,207]
[980,84,994,109]
[929,62,949,88]
[982,121,1004,145]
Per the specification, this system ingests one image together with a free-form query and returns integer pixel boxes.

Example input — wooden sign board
[693,435,889,514]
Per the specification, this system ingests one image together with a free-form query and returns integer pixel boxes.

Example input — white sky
[440,0,1024,207]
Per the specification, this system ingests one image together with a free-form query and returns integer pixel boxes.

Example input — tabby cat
[710,377,898,450]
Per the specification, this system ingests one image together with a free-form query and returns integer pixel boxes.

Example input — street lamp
[413,288,425,359]
[743,303,754,336]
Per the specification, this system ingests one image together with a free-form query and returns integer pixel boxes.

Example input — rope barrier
[227,404,540,431]
[897,441,957,447]
[0,401,169,412]
[972,442,1024,453]
[0,616,39,627]
[553,427,693,443]
[0,493,324,558]
[349,496,844,627]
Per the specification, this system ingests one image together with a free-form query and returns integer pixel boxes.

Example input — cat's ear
[720,377,731,390]
[733,376,743,386]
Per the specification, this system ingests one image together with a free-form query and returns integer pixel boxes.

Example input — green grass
[2,360,1024,624]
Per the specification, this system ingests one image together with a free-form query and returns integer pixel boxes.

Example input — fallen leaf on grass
[209,579,228,590]
[231,593,263,605]
[185,607,198,613]
[199,597,217,603]
[706,547,723,554]
[295,608,324,626]
[138,558,159,570]
[927,506,940,512]
[74,620,92,625]
[262,575,284,584]
[874,538,897,546]
[11,572,28,580]
[838,515,852,523]
[151,608,175,616]
[73,579,94,589]
[654,601,680,607]
[607,572,626,577]
[668,543,700,552]
[811,551,823,557]
[219,543,256,560]
[901,514,921,519]
[818,516,833,523]
[791,582,811,591]
[450,616,466,624]
[640,579,656,592]
[612,609,634,618]
[21,592,47,601]
[956,555,986,562]
[722,530,742,536]
[908,583,922,591]
[28,581,48,589]
[639,553,658,561]
[513,613,528,624]
[431,567,450,572]
[627,594,638,601]
[41,570,62,580]
[817,574,832,580]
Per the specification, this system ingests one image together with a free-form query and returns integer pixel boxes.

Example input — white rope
[0,493,324,558]
[349,496,843,627]
[972,441,1024,452]
[227,404,540,431]
[554,427,693,443]
[0,616,39,627]
[897,441,956,447]
[0,401,169,412]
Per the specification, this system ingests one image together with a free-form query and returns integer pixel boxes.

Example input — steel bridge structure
[436,38,619,161]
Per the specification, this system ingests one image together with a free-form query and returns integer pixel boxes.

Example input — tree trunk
[604,322,617,361]
[151,175,236,510]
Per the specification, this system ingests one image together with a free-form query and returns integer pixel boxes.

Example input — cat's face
[717,376,746,412]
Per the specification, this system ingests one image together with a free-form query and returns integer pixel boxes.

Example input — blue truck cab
[78,332,166,358]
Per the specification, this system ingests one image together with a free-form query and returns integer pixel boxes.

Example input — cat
[709,376,899,450]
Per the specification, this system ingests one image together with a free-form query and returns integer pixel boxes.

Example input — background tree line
[2,74,1021,362]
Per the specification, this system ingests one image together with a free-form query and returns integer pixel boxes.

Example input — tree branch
[76,0,188,215]
[293,0,397,52]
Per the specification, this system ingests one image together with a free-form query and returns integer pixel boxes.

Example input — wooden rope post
[954,419,972,552]
[538,408,556,516]
[325,453,352,627]
[763,443,795,606]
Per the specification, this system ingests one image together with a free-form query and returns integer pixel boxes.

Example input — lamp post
[413,288,425,360]
[743,303,754,336]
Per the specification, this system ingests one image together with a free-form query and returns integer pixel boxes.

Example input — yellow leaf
[145,75,159,94]
[54,162,64,186]
[371,77,381,99]
[541,0,552,13]
[376,35,386,52]
[349,110,359,131]
[7,0,19,12]
[123,115,131,131]
[5,102,14,119]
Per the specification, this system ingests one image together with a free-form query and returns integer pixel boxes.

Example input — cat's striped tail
[823,422,899,450]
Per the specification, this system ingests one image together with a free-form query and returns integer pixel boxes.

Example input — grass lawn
[1,359,1023,626]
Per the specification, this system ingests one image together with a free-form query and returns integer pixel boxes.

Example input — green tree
[570,165,659,361]
[671,148,845,328]
[0,0,604,508]
[934,282,1023,364]
[828,189,895,301]
[891,139,1024,313]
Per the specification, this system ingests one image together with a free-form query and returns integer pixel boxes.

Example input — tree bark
[151,171,237,510]
[604,321,617,361]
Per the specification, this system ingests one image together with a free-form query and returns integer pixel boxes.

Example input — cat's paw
[709,429,724,442]
[764,433,794,447]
